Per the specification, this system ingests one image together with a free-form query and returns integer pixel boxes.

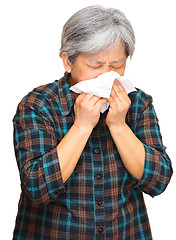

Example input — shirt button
[96,174,102,180]
[93,148,100,154]
[98,227,103,233]
[97,200,103,206]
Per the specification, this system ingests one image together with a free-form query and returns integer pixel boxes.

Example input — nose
[101,64,126,76]
[97,65,112,77]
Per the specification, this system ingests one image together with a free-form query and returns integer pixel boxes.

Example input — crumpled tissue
[70,71,136,113]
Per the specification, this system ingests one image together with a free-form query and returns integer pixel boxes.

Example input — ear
[61,52,72,73]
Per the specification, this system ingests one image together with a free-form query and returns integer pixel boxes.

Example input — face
[61,41,127,86]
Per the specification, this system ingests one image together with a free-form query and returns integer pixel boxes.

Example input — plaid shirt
[13,73,173,240]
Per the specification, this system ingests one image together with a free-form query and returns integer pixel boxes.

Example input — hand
[106,79,131,130]
[74,92,107,131]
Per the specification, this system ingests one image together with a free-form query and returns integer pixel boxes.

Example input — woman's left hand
[106,79,131,130]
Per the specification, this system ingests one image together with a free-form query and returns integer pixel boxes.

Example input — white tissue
[70,71,136,113]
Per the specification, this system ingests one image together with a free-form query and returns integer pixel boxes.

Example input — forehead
[80,42,126,63]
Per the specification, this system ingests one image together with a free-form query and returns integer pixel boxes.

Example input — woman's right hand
[73,92,107,131]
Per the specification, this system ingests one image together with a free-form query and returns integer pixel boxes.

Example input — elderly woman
[13,5,172,240]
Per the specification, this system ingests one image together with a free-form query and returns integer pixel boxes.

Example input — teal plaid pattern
[13,73,173,239]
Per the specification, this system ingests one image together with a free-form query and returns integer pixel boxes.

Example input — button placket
[98,227,104,234]
[97,200,103,206]
[91,128,105,238]
[96,174,102,180]
[94,168,105,237]
[93,148,100,154]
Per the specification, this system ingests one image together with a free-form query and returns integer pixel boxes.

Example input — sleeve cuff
[129,144,162,197]
[42,147,66,200]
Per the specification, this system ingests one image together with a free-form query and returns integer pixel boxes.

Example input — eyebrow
[90,58,125,64]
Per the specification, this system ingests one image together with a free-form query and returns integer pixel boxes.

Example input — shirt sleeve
[13,100,66,205]
[131,99,173,197]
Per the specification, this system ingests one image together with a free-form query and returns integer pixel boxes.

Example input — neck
[68,74,79,98]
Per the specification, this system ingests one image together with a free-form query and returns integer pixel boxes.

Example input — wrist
[73,123,93,135]
[108,123,128,135]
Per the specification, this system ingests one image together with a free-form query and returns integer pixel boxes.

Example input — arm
[108,123,145,180]
[57,92,107,183]
[106,79,145,180]
[13,102,64,205]
[13,92,107,205]
[106,79,173,196]
[56,124,92,183]
[131,100,173,196]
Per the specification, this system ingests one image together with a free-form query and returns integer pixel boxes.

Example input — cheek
[82,70,101,80]
[74,67,101,81]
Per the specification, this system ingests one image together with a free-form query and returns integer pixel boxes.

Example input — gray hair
[59,5,135,62]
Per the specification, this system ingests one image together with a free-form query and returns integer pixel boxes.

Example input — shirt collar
[57,72,76,116]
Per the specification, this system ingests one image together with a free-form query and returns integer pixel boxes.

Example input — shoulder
[13,80,62,125]
[18,80,59,110]
[127,88,153,124]
[129,88,153,110]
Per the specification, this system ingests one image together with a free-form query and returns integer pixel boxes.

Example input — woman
[13,5,173,239]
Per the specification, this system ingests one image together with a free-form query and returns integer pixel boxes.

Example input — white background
[0,0,176,239]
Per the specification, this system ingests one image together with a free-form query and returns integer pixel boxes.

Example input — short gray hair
[59,5,135,62]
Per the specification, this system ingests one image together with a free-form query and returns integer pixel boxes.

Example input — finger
[113,80,125,95]
[110,87,122,103]
[90,96,107,108]
[112,80,129,103]
[82,92,94,101]
[108,95,117,107]
[110,87,131,110]
[81,93,102,104]
[111,89,131,112]
[95,98,108,111]
[76,92,87,100]
[114,78,126,92]
[77,93,104,109]
[75,92,93,108]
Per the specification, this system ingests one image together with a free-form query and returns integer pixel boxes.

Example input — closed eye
[86,64,103,69]
[110,63,125,70]
[86,63,125,70]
